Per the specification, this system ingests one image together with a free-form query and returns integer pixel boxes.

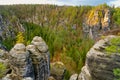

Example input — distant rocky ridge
[0,36,50,80]
[0,15,24,41]
[83,8,111,39]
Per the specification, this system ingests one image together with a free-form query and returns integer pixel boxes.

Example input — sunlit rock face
[83,9,111,39]
[78,35,120,80]
[0,36,50,80]
[69,74,78,80]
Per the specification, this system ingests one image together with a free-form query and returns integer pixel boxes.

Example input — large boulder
[78,35,120,80]
[50,62,66,80]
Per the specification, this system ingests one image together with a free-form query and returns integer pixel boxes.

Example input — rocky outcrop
[69,74,78,80]
[9,43,35,80]
[26,36,50,80]
[50,62,66,80]
[0,36,50,80]
[83,9,111,39]
[78,35,120,80]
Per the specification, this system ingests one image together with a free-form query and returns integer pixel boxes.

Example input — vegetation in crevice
[113,68,120,80]
[105,37,120,54]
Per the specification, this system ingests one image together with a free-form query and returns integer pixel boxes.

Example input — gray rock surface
[27,36,50,80]
[9,43,35,80]
[48,76,56,80]
[50,62,66,80]
[31,36,48,53]
[0,36,50,80]
[78,35,120,80]
[69,74,78,80]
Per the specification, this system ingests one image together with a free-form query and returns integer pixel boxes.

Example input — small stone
[48,76,56,80]
[50,62,66,80]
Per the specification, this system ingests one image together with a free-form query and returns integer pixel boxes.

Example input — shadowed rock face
[78,35,120,80]
[9,43,34,79]
[0,36,50,80]
[27,36,50,80]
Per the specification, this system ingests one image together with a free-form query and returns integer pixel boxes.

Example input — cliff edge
[78,35,120,80]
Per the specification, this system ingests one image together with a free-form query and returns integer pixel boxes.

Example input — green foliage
[22,22,94,79]
[0,5,94,79]
[2,37,15,50]
[95,3,109,10]
[110,37,120,45]
[0,62,6,78]
[105,37,120,54]
[113,68,120,80]
[64,70,71,80]
[113,8,120,26]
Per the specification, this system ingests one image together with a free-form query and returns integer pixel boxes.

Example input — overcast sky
[0,0,120,7]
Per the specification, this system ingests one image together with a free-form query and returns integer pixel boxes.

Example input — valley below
[0,4,120,80]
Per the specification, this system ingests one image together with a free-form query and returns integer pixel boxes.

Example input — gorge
[0,4,120,80]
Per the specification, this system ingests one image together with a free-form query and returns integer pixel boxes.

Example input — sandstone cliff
[78,35,120,80]
[83,7,111,39]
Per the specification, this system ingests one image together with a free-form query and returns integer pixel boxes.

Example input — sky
[0,0,120,7]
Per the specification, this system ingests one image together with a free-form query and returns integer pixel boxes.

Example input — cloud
[109,0,120,7]
[0,0,62,5]
[0,0,119,7]
[0,0,82,6]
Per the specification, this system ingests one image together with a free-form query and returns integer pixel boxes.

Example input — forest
[0,4,120,79]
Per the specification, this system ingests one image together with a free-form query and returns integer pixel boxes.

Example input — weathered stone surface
[27,36,50,80]
[48,76,56,80]
[22,77,33,80]
[0,36,50,80]
[2,74,12,80]
[78,66,91,80]
[31,36,48,53]
[78,35,120,80]
[50,62,66,80]
[69,74,78,80]
[9,43,35,80]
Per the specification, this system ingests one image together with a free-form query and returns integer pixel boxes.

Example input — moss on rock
[0,62,7,78]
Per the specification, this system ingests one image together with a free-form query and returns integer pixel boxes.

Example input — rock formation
[0,36,50,80]
[78,35,120,80]
[83,8,111,39]
[50,62,66,80]
[69,74,78,80]
[27,36,50,80]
